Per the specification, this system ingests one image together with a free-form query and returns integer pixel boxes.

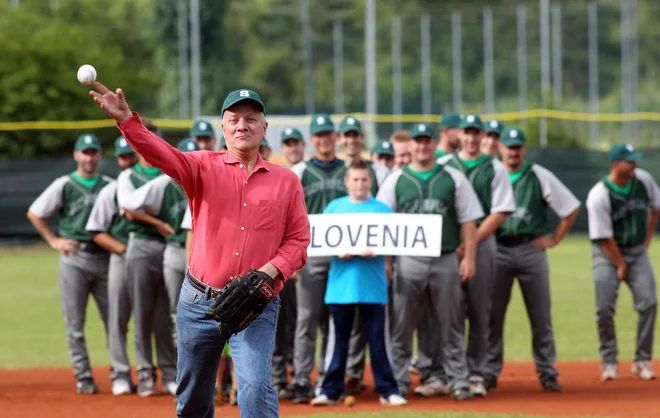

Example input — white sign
[307,213,443,257]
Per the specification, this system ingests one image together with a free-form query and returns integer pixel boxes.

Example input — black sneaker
[76,378,99,394]
[451,387,473,401]
[541,375,563,392]
[484,377,498,392]
[276,384,293,400]
[292,384,312,404]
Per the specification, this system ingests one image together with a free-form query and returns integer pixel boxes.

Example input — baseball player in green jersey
[27,134,113,394]
[290,113,346,403]
[370,140,395,170]
[84,136,139,396]
[280,127,306,168]
[482,120,503,158]
[377,122,483,401]
[437,114,515,397]
[586,143,660,382]
[260,137,273,161]
[484,126,580,393]
[190,119,217,151]
[116,123,177,397]
[434,112,462,158]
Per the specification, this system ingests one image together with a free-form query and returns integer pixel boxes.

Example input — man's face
[193,135,216,151]
[614,160,638,179]
[393,140,412,169]
[281,139,305,166]
[460,127,483,157]
[481,133,500,157]
[344,167,372,200]
[259,146,272,161]
[73,149,101,175]
[444,127,462,148]
[339,131,364,159]
[116,153,138,170]
[221,103,268,154]
[310,131,337,157]
[410,136,438,165]
[499,144,526,170]
[375,154,395,170]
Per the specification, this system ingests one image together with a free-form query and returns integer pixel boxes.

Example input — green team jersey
[292,159,348,214]
[376,164,483,252]
[586,168,660,247]
[438,154,515,225]
[497,163,580,240]
[117,165,163,240]
[29,172,113,242]
[85,181,132,245]
[121,175,188,244]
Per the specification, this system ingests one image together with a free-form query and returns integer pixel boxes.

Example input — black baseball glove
[204,268,275,337]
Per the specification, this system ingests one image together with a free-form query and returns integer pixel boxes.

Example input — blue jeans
[175,278,280,418]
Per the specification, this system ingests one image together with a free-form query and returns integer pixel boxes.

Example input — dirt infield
[1,360,659,418]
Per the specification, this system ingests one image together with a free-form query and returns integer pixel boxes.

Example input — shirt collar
[221,150,270,172]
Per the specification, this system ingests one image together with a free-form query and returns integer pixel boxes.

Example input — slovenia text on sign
[307,213,443,257]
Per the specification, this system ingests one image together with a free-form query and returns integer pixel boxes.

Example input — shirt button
[235,252,239,256]
[243,203,247,207]
[240,227,245,231]
[245,180,248,184]
[240,164,244,168]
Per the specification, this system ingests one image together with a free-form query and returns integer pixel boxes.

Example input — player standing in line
[390,130,412,170]
[377,122,483,401]
[85,136,139,396]
[586,143,660,381]
[290,114,347,404]
[481,120,503,158]
[190,119,217,151]
[370,140,395,170]
[310,160,407,407]
[436,114,515,396]
[260,138,273,160]
[27,134,113,394]
[280,127,306,168]
[484,126,580,393]
[434,112,462,158]
[116,120,177,397]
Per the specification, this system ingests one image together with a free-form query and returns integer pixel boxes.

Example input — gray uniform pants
[414,300,435,382]
[58,250,110,381]
[485,242,558,380]
[452,236,496,381]
[391,254,466,393]
[163,241,186,346]
[125,234,177,383]
[591,243,657,365]
[107,252,133,382]
[272,278,297,387]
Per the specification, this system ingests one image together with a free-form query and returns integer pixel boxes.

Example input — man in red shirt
[90,83,310,418]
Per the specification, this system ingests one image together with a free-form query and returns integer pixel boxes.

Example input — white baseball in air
[77,64,97,85]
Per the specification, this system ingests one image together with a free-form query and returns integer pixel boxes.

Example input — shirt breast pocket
[253,200,284,232]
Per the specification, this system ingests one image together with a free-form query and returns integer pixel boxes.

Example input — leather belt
[78,241,103,253]
[186,270,221,299]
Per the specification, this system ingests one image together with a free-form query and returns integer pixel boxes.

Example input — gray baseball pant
[452,235,496,382]
[591,243,657,365]
[391,254,467,393]
[58,250,110,381]
[485,242,558,381]
[107,252,133,382]
[272,278,297,388]
[125,234,177,384]
[414,300,436,382]
[163,241,186,346]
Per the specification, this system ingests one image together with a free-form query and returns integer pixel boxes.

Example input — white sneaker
[601,363,619,381]
[380,393,408,406]
[631,361,656,380]
[412,377,450,397]
[164,381,178,395]
[469,381,487,397]
[111,379,132,396]
[310,394,338,406]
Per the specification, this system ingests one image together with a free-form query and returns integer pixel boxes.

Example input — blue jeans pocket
[179,281,202,305]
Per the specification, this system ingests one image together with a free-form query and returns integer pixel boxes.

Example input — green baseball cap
[221,89,265,115]
[608,143,642,163]
[500,126,526,147]
[459,113,484,131]
[177,138,200,152]
[371,140,394,156]
[260,138,271,148]
[439,112,462,129]
[74,134,102,152]
[310,113,335,135]
[281,127,304,143]
[339,116,362,134]
[486,120,503,136]
[410,123,436,139]
[190,119,215,137]
[114,136,135,157]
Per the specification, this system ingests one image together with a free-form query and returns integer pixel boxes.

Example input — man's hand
[157,221,175,238]
[459,256,476,283]
[360,249,376,258]
[89,82,133,124]
[50,237,79,256]
[532,235,557,250]
[616,263,628,283]
[338,253,352,260]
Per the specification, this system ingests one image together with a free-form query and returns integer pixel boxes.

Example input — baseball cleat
[451,387,473,401]
[469,381,487,397]
[413,377,450,397]
[292,384,312,404]
[541,376,563,392]
[631,361,656,380]
[76,378,99,395]
[111,379,132,396]
[379,394,408,406]
[600,363,619,381]
[484,377,498,392]
[137,377,157,397]
[310,394,339,406]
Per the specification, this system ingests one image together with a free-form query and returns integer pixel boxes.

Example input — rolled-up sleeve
[269,177,310,283]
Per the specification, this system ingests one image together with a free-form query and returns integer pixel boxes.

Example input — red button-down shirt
[118,113,310,295]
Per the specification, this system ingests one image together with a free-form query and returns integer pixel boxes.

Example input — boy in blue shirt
[310,160,407,407]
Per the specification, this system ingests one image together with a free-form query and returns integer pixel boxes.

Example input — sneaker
[310,394,339,406]
[164,381,178,395]
[413,377,450,397]
[111,379,132,396]
[469,381,487,397]
[344,378,366,395]
[452,387,473,401]
[379,393,408,406]
[137,376,157,397]
[484,377,498,392]
[292,384,312,404]
[601,363,619,382]
[541,375,563,392]
[76,378,99,395]
[632,361,656,380]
